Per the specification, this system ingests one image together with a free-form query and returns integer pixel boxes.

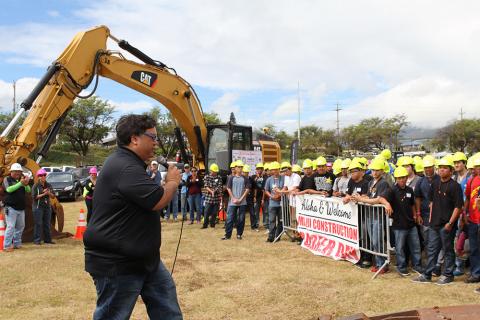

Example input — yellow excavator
[0,25,279,240]
[0,25,279,178]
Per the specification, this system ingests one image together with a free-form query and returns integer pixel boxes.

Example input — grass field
[1,200,479,319]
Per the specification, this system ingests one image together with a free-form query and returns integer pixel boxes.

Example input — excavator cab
[206,123,252,178]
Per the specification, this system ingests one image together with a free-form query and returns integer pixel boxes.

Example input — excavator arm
[0,25,207,176]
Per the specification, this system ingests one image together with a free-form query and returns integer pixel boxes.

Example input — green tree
[59,96,115,158]
[144,106,177,157]
[204,111,222,125]
[260,123,293,150]
[342,114,408,152]
[431,118,480,152]
[294,125,340,156]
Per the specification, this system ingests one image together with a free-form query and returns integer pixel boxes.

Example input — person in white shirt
[280,162,302,242]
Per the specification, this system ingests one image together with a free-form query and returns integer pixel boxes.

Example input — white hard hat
[10,163,23,172]
[151,160,159,165]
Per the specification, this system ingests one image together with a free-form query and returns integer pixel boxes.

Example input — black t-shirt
[346,178,369,196]
[3,176,27,210]
[252,174,266,199]
[313,171,336,196]
[364,174,373,182]
[299,174,316,191]
[367,177,390,199]
[429,178,464,229]
[84,147,164,276]
[385,185,415,230]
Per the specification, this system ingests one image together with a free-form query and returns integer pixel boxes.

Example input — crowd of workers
[2,144,480,291]
[153,149,480,289]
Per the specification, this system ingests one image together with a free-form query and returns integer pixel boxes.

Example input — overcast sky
[1,0,479,132]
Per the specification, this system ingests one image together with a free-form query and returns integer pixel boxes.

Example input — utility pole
[13,80,16,113]
[334,102,342,156]
[460,107,465,121]
[297,81,301,146]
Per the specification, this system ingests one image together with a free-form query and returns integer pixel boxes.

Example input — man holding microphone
[83,114,182,320]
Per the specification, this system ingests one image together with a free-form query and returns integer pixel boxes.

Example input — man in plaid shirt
[201,163,224,228]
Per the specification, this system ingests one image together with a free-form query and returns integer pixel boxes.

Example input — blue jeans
[202,202,219,227]
[262,199,269,228]
[33,206,52,243]
[3,207,25,249]
[424,227,456,278]
[180,193,188,219]
[166,190,179,220]
[268,206,282,240]
[188,193,202,221]
[468,222,480,278]
[366,215,386,267]
[393,227,422,271]
[225,205,246,238]
[253,199,262,229]
[91,261,182,320]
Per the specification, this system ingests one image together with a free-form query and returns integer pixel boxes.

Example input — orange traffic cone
[73,209,87,240]
[0,214,5,251]
[218,208,226,221]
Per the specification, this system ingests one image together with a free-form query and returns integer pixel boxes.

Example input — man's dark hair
[116,114,157,147]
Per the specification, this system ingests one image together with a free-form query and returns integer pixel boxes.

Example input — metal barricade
[278,195,391,279]
[357,202,392,279]
[274,194,297,242]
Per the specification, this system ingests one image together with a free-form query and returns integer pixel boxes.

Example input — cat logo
[131,71,158,87]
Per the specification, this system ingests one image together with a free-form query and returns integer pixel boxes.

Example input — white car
[41,167,62,175]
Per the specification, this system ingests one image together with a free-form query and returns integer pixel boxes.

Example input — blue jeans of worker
[225,205,246,238]
[262,199,269,228]
[91,261,182,320]
[3,207,25,249]
[253,199,262,229]
[268,206,282,241]
[188,194,202,222]
[366,215,386,268]
[393,227,422,272]
[180,193,188,219]
[424,227,456,278]
[468,222,480,278]
[203,202,219,227]
[33,206,52,244]
[166,190,178,220]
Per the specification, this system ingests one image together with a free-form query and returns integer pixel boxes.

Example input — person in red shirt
[465,158,480,289]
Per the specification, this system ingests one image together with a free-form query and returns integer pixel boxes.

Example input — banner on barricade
[295,194,360,263]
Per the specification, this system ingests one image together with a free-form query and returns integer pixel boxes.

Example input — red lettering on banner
[323,239,335,256]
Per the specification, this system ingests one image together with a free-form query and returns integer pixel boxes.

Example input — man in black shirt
[343,159,372,268]
[252,163,266,231]
[297,159,316,193]
[353,158,393,274]
[83,114,182,319]
[413,158,464,285]
[311,157,336,197]
[386,167,422,276]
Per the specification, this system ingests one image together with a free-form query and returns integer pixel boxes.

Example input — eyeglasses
[143,132,159,142]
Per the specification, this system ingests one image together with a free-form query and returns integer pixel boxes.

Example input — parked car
[46,172,83,201]
[41,167,62,175]
[61,166,76,172]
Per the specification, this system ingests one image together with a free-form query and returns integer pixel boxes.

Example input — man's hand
[165,165,181,185]
[384,203,393,216]
[416,215,423,225]
[444,222,453,232]
[20,175,30,186]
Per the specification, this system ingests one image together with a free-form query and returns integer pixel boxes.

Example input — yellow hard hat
[401,156,414,166]
[384,161,391,174]
[423,155,435,167]
[394,166,408,178]
[472,157,480,168]
[358,157,368,169]
[467,157,474,169]
[269,161,280,170]
[438,157,454,168]
[256,162,264,169]
[369,158,385,171]
[333,158,343,167]
[452,152,467,162]
[341,159,351,169]
[235,160,244,167]
[381,149,392,160]
[444,154,454,163]
[230,162,236,168]
[243,164,251,173]
[280,161,292,169]
[302,159,313,169]
[209,163,219,173]
[415,160,424,173]
[348,160,363,171]
[292,164,302,173]
[264,162,270,170]
[316,156,327,166]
